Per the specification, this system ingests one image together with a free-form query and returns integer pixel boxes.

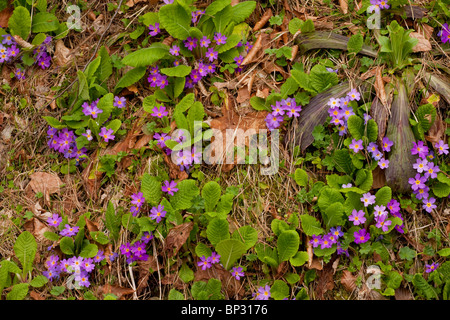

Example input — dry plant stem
[128,265,138,300]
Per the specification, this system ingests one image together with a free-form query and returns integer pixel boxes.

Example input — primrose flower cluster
[47,95,127,161]
[327,88,361,137]
[437,23,450,44]
[408,140,448,213]
[121,180,179,264]
[328,88,393,170]
[120,231,154,264]
[147,16,252,90]
[154,129,202,172]
[265,97,302,130]
[43,213,118,287]
[1,34,53,80]
[310,193,405,254]
[0,34,20,63]
[46,127,87,162]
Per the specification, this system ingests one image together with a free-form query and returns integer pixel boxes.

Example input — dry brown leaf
[136,255,162,293]
[340,270,357,293]
[290,45,298,61]
[164,222,193,258]
[395,287,414,300]
[161,273,186,290]
[375,67,387,107]
[339,0,348,14]
[315,261,335,299]
[372,165,387,189]
[236,86,250,104]
[23,217,52,246]
[425,114,445,144]
[410,32,432,52]
[54,40,72,67]
[28,172,63,203]
[0,6,13,28]
[84,217,99,233]
[29,291,46,300]
[231,0,240,5]
[253,9,272,31]
[207,95,268,172]
[242,32,269,66]
[101,284,135,300]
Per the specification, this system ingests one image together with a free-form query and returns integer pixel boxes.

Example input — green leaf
[374,186,392,206]
[250,96,270,111]
[213,5,233,33]
[289,251,309,267]
[160,65,192,77]
[294,168,308,187]
[270,280,289,300]
[59,236,75,255]
[105,201,121,241]
[179,263,194,283]
[43,116,66,129]
[122,45,169,67]
[79,243,98,258]
[106,119,122,134]
[231,225,258,251]
[205,0,231,16]
[398,246,416,261]
[333,149,355,175]
[141,173,162,206]
[300,214,324,236]
[255,243,279,268]
[207,218,230,246]
[9,6,31,40]
[170,179,199,210]
[285,273,301,284]
[43,231,60,242]
[98,46,113,82]
[168,289,185,300]
[6,283,29,300]
[432,182,450,198]
[77,70,90,101]
[367,119,378,142]
[438,248,450,257]
[159,3,191,40]
[231,1,256,24]
[347,115,364,140]
[90,231,110,245]
[277,230,300,262]
[288,18,303,35]
[413,274,438,299]
[281,76,300,99]
[309,65,339,93]
[175,92,195,113]
[318,186,345,212]
[13,231,37,275]
[114,67,147,93]
[195,243,212,258]
[202,181,222,212]
[271,219,290,237]
[30,275,48,288]
[215,239,247,270]
[301,19,315,33]
[323,202,345,227]
[347,34,364,54]
[355,169,373,192]
[32,12,59,33]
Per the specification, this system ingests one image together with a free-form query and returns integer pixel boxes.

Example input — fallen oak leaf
[164,222,194,258]
[410,32,432,52]
[100,284,135,300]
[253,9,272,31]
